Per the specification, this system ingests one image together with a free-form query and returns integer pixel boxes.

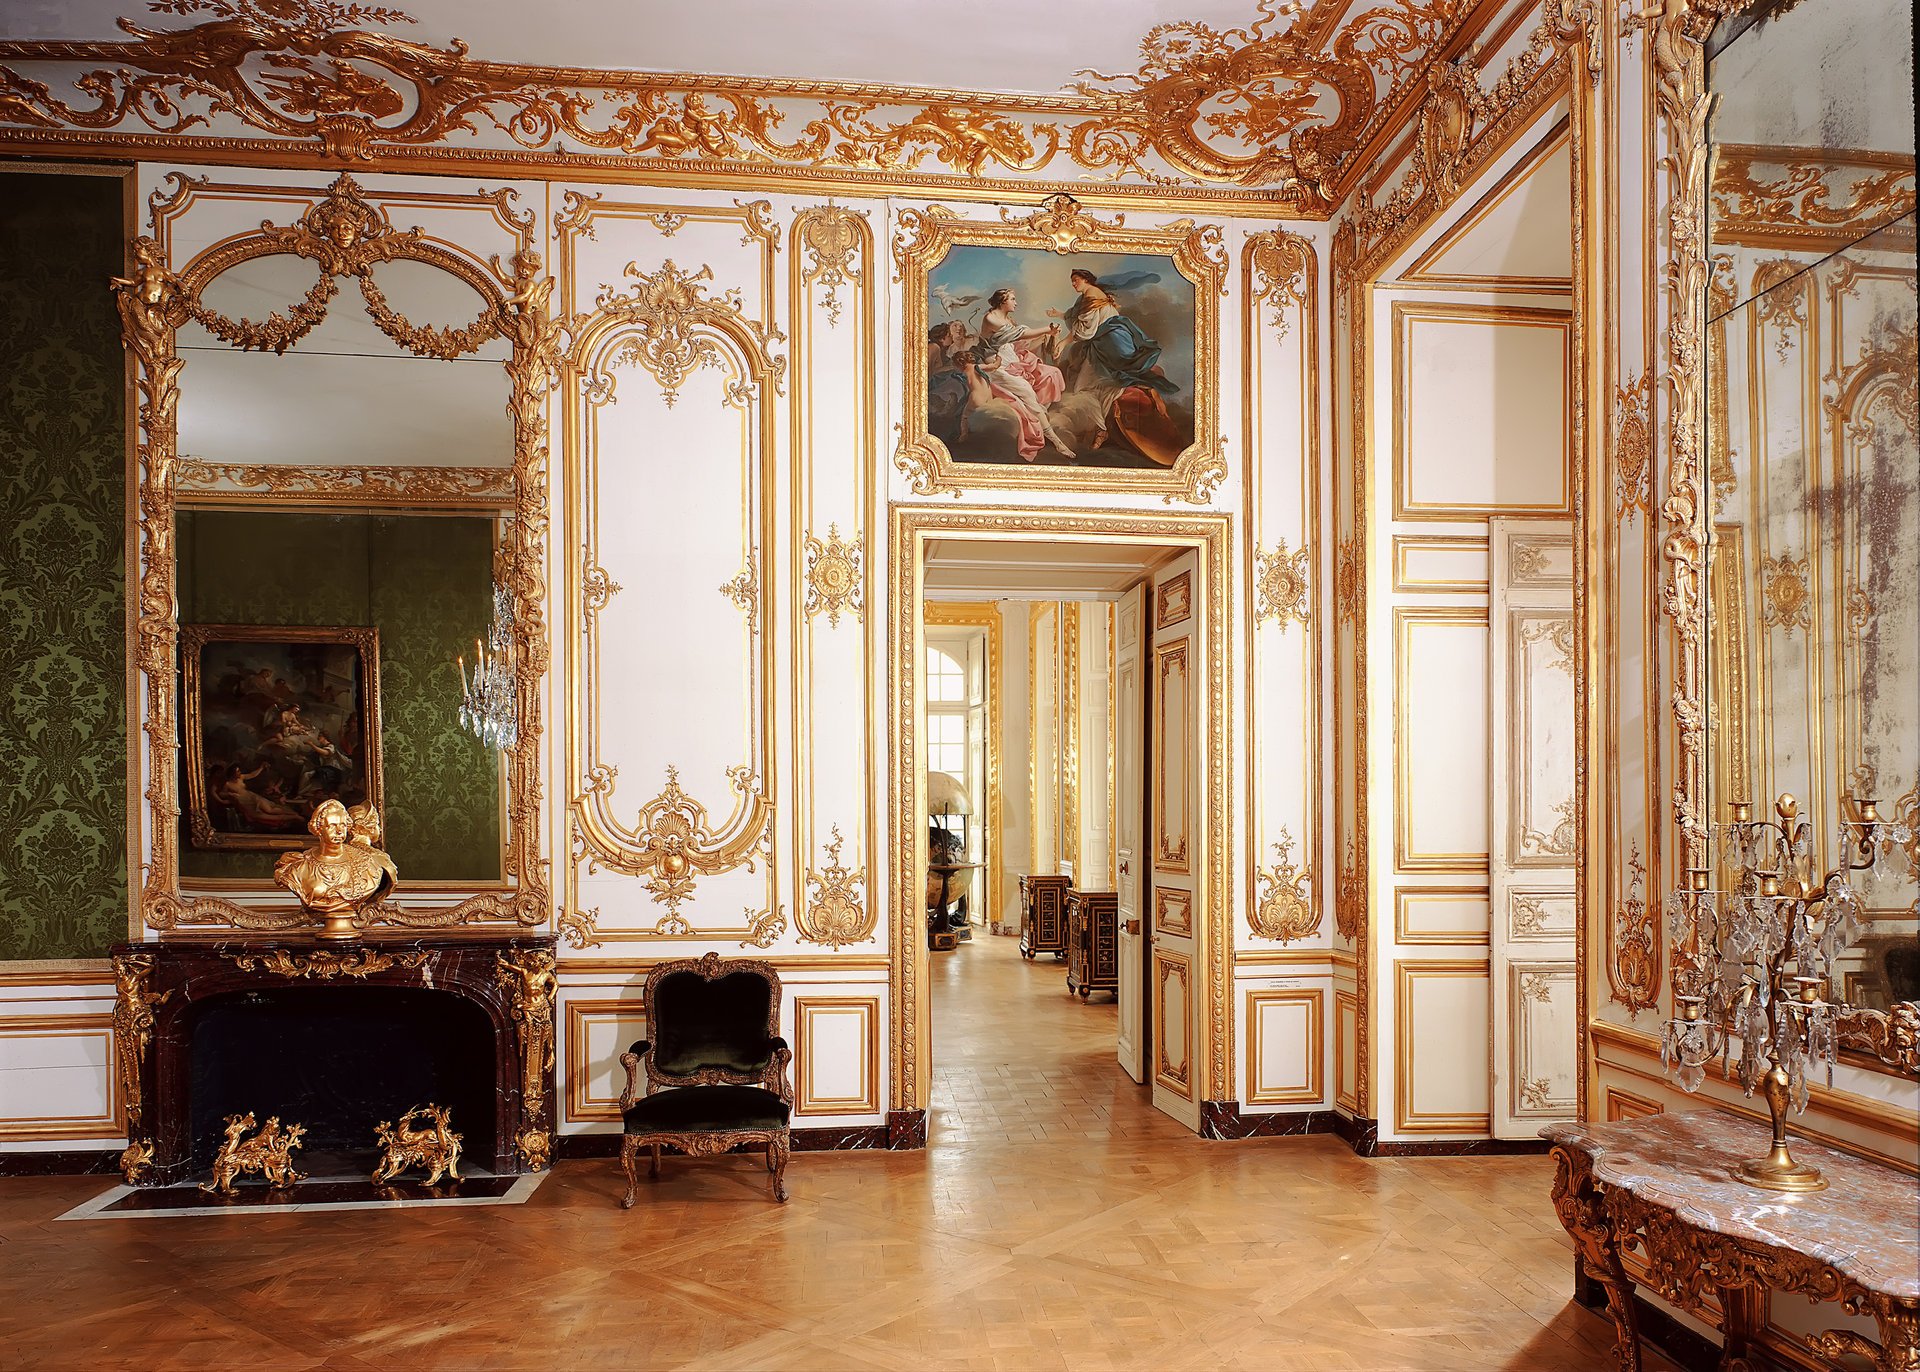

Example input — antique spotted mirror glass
[1704,0,1917,1046]
[172,243,518,898]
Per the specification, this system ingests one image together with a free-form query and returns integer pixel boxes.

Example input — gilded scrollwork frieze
[228,947,429,980]
[174,459,515,505]
[0,0,1509,208]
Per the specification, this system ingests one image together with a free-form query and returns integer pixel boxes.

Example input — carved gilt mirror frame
[117,172,557,934]
[1655,0,1918,1075]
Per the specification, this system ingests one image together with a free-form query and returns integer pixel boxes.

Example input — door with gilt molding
[1115,584,1145,1083]
[1148,553,1201,1131]
[1489,518,1578,1138]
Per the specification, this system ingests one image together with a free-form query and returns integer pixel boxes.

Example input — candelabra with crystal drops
[1662,792,1910,1192]
[456,581,518,752]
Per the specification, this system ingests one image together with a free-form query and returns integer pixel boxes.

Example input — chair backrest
[642,952,781,1086]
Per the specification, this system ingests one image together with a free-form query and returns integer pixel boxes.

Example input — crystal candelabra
[1662,792,1910,1192]
[456,581,518,751]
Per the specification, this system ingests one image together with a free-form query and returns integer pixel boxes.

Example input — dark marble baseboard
[1573,1259,1722,1372]
[1199,1101,1341,1140]
[887,1108,928,1149]
[0,1148,120,1178]
[1330,1115,1550,1158]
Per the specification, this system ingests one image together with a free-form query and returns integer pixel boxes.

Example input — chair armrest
[618,1039,652,1111]
[767,1035,793,1107]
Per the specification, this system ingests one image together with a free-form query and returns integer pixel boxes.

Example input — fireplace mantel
[111,934,557,1186]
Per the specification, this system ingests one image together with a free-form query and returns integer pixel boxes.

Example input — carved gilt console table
[1544,1113,1919,1371]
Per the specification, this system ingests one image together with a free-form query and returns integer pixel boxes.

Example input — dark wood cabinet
[1018,873,1071,960]
[1065,889,1118,1000]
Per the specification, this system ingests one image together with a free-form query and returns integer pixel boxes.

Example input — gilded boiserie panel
[559,203,783,949]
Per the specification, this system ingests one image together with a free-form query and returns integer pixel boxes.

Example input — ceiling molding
[0,0,1560,213]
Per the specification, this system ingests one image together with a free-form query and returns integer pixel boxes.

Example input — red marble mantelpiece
[111,934,557,1187]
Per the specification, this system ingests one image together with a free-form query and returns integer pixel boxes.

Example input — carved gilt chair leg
[619,1135,643,1210]
[767,1136,790,1203]
[650,1142,662,1179]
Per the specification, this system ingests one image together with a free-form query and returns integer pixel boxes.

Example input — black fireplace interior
[189,986,497,1173]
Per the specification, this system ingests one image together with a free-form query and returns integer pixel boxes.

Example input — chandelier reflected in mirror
[457,581,518,751]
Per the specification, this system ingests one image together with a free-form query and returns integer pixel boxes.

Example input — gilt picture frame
[181,624,384,851]
[895,194,1227,504]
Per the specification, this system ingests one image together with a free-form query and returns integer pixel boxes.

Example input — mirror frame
[1655,0,1918,1075]
[115,172,557,934]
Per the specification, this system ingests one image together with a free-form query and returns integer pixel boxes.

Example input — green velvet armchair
[618,951,793,1205]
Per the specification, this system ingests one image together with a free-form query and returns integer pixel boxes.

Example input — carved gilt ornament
[114,170,554,935]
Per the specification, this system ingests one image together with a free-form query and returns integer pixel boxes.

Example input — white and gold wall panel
[793,996,882,1117]
[0,975,121,1148]
[1241,982,1329,1108]
[1393,959,1493,1135]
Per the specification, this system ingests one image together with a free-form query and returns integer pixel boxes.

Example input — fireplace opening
[188,986,498,1174]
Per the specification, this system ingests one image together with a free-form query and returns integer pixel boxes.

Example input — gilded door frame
[888,505,1232,1122]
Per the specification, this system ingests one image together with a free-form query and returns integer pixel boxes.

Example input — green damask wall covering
[177,511,502,883]
[0,171,129,963]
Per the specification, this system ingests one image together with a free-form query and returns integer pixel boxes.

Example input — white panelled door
[1115,585,1145,1083]
[1489,518,1578,1138]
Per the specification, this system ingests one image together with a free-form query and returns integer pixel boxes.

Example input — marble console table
[1544,1113,1919,1371]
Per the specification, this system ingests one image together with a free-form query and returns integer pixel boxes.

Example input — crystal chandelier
[457,581,518,751]
[1661,792,1912,1191]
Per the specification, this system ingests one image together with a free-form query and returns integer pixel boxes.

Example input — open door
[1148,552,1201,1131]
[1114,584,1145,1082]
[1489,518,1578,1137]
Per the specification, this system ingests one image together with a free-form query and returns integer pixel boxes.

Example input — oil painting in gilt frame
[896,195,1225,502]
[182,624,384,851]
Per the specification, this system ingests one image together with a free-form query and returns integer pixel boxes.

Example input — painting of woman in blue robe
[924,246,1196,469]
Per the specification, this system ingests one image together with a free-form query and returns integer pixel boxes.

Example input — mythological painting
[925,245,1197,471]
[896,197,1225,501]
[182,625,383,851]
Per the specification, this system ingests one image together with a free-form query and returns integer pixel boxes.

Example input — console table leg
[1871,1297,1920,1372]
[1551,1144,1642,1372]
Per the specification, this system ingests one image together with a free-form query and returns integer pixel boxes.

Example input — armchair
[618,952,793,1205]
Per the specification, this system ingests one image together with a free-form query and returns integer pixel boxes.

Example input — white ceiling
[2,0,1296,96]
[923,538,1172,602]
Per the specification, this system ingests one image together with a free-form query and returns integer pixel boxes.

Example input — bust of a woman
[274,798,398,937]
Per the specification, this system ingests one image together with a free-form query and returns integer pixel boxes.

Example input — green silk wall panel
[0,170,129,962]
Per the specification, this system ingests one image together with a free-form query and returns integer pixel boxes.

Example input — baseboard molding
[0,1148,121,1177]
[1573,1260,1725,1372]
[1328,1114,1550,1157]
[1199,1101,1341,1140]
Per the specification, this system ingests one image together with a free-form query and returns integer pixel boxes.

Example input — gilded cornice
[0,0,1523,214]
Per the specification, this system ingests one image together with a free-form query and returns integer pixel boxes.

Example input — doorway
[891,509,1231,1140]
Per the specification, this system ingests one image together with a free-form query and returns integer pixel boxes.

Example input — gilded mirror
[1702,0,1917,1066]
[121,174,556,933]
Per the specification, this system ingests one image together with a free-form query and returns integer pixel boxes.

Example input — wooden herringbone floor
[0,933,1658,1370]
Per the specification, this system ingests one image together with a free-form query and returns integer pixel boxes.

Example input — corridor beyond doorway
[929,931,1183,1149]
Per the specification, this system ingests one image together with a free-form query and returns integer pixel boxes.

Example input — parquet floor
[0,931,1662,1371]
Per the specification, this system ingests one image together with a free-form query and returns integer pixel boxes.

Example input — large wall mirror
[1703,0,1916,1068]
[121,174,554,933]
